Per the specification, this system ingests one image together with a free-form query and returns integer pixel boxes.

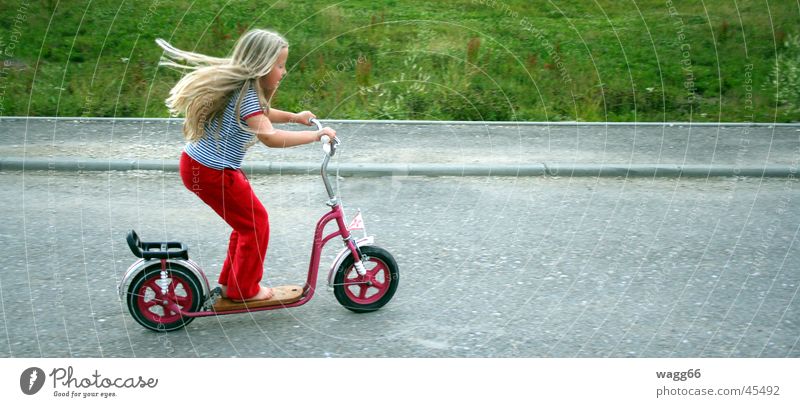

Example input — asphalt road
[0,169,797,357]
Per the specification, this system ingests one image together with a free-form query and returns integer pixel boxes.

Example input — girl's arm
[246,113,335,148]
[268,108,316,125]
[266,108,296,124]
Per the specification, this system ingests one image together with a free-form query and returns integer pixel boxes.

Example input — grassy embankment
[1,0,798,121]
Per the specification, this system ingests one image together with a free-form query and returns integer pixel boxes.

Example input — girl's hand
[316,126,337,141]
[293,111,316,126]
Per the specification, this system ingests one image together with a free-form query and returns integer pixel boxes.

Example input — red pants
[179,152,269,300]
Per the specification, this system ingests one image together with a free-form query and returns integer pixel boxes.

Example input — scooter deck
[212,285,304,312]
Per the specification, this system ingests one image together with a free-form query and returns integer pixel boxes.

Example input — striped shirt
[184,85,264,170]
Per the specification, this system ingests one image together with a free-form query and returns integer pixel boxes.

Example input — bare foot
[231,285,273,302]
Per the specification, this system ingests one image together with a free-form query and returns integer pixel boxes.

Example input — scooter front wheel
[333,246,399,313]
[126,263,203,332]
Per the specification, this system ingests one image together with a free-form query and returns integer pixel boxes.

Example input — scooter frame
[118,119,382,319]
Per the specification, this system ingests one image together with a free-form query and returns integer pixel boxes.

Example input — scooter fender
[117,258,211,301]
[326,236,375,288]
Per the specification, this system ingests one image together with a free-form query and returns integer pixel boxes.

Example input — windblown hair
[156,29,288,142]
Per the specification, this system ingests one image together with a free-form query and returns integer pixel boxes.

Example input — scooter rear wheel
[333,246,399,313]
[126,263,203,332]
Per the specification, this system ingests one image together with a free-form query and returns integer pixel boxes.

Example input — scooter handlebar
[311,118,339,156]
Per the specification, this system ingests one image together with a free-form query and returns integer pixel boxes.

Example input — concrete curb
[1,157,796,178]
[2,116,800,127]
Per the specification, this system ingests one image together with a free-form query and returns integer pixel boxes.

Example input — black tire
[126,263,203,332]
[333,246,399,313]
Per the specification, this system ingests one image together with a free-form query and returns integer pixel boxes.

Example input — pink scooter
[119,119,399,332]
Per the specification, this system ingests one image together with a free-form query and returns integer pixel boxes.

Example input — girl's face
[260,47,288,92]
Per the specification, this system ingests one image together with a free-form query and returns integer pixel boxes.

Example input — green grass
[1,0,798,121]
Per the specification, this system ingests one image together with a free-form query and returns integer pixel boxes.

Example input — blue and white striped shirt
[184,85,264,170]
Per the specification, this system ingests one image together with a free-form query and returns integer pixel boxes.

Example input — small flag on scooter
[348,210,365,231]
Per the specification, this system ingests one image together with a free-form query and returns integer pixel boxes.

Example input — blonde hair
[156,29,288,142]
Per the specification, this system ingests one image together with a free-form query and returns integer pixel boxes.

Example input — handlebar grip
[312,118,338,156]
[321,135,331,155]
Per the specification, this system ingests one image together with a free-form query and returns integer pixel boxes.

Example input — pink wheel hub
[343,257,392,304]
[136,275,194,324]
